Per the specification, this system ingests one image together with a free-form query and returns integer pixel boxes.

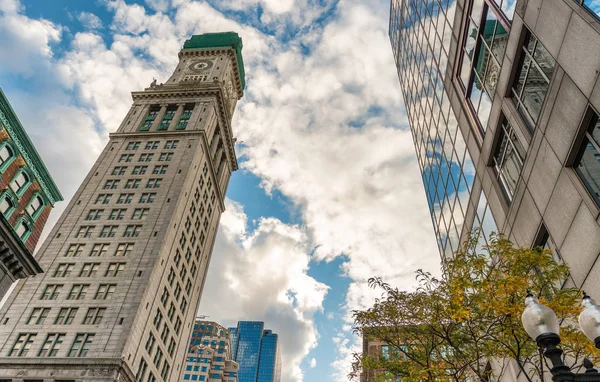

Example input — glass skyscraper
[389,0,497,258]
[228,322,282,382]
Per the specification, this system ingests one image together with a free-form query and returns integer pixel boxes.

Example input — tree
[350,232,600,382]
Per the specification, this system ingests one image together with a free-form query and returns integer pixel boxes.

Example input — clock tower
[0,32,245,381]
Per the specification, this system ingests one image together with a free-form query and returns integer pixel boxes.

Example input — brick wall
[0,138,53,252]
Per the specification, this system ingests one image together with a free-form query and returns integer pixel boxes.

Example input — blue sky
[0,0,440,380]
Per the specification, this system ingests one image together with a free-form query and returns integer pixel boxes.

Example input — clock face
[189,60,214,72]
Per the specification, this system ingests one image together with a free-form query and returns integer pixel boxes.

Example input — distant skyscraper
[183,319,238,381]
[0,89,62,300]
[229,322,282,382]
[0,32,245,381]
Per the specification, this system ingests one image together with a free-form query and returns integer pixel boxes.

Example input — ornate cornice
[131,85,239,172]
[0,89,63,205]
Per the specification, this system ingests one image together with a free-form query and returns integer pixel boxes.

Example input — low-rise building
[0,88,62,299]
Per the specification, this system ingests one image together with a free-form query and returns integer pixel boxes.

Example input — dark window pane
[521,64,549,123]
[575,116,600,205]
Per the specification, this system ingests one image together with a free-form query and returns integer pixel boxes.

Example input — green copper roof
[183,32,246,90]
[0,88,63,204]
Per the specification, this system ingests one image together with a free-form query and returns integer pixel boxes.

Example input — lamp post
[521,292,600,381]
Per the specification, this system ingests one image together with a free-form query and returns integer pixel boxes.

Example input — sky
[0,0,440,381]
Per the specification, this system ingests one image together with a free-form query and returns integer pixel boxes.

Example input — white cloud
[0,0,442,380]
[200,200,328,382]
[310,358,317,368]
[77,11,103,30]
[0,1,61,76]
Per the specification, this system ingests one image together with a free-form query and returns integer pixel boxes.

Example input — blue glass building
[229,322,282,382]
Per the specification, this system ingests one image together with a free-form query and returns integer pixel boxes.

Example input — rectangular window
[139,193,156,204]
[65,244,85,257]
[158,153,173,162]
[132,165,148,175]
[115,243,134,256]
[76,226,94,238]
[176,106,193,130]
[153,165,168,175]
[153,310,163,329]
[168,336,177,355]
[139,153,154,162]
[82,308,106,325]
[103,179,120,189]
[9,333,36,356]
[67,284,89,300]
[117,193,134,204]
[27,307,50,324]
[95,194,112,204]
[90,243,109,257]
[158,106,177,131]
[573,111,600,207]
[67,333,94,357]
[137,358,149,381]
[164,140,178,149]
[132,208,149,220]
[174,317,182,335]
[79,263,100,277]
[153,347,163,368]
[146,179,161,188]
[140,108,159,132]
[41,284,62,300]
[108,209,126,220]
[124,225,142,237]
[492,118,526,201]
[511,30,555,129]
[38,333,65,357]
[53,263,75,277]
[119,154,134,163]
[55,307,78,325]
[95,284,116,300]
[145,332,156,355]
[161,363,170,380]
[105,263,126,277]
[99,225,118,238]
[125,179,141,189]
[112,166,127,176]
[160,325,169,343]
[85,209,103,221]
[160,287,169,306]
[145,141,159,150]
[126,141,141,150]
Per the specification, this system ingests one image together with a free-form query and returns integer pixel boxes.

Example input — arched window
[0,193,15,217]
[26,194,44,220]
[10,169,31,196]
[0,140,16,173]
[14,218,32,241]
[0,145,12,166]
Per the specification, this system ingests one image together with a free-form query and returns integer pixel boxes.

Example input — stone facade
[0,32,245,382]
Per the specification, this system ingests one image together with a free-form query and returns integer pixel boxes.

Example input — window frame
[570,108,600,208]
[0,139,18,174]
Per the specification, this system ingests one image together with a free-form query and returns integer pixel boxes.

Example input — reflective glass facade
[230,322,281,382]
[257,331,281,382]
[390,0,496,257]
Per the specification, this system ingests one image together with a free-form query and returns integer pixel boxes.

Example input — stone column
[150,104,167,131]
[168,104,185,131]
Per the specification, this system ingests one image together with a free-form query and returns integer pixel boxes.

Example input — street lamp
[521,292,600,381]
